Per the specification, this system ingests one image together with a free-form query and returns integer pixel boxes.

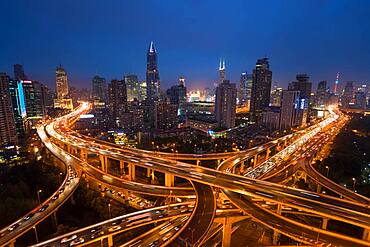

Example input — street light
[325,166,330,177]
[352,177,356,192]
[108,203,111,218]
[33,226,39,243]
[37,190,42,205]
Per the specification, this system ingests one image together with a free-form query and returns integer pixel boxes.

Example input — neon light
[17,81,27,118]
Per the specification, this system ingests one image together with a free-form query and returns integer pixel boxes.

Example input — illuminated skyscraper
[92,75,107,102]
[215,80,237,129]
[333,72,340,95]
[288,74,312,126]
[0,73,17,159]
[279,90,301,130]
[108,79,127,127]
[55,65,69,99]
[239,72,253,107]
[250,58,272,124]
[219,59,226,83]
[146,41,160,102]
[125,74,139,101]
[166,77,187,116]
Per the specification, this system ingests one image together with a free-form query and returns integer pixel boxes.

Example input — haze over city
[1,0,370,90]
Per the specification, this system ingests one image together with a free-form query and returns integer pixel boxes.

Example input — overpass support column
[196,160,201,166]
[107,235,113,247]
[253,154,258,167]
[8,241,15,247]
[265,148,271,160]
[222,217,232,247]
[81,150,87,161]
[217,159,221,166]
[273,203,282,245]
[363,228,370,241]
[119,160,124,174]
[128,163,135,181]
[165,173,174,187]
[99,155,108,173]
[322,218,329,230]
[316,184,322,193]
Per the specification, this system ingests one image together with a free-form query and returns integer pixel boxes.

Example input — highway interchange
[1,102,370,247]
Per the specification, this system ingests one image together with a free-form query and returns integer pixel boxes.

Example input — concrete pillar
[217,159,221,166]
[316,184,322,193]
[265,148,271,160]
[272,203,282,245]
[81,150,87,161]
[119,160,124,174]
[196,160,201,166]
[99,155,108,173]
[253,154,258,167]
[222,217,232,247]
[322,218,329,230]
[8,241,15,247]
[165,173,174,187]
[107,235,113,247]
[363,228,370,241]
[128,163,135,181]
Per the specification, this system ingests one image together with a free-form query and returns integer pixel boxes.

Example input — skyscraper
[13,64,27,81]
[146,41,160,102]
[250,58,272,124]
[92,75,107,102]
[215,80,237,129]
[315,81,329,108]
[288,74,312,125]
[55,65,69,99]
[239,72,253,107]
[341,81,354,109]
[139,81,147,101]
[279,90,301,130]
[219,59,226,83]
[108,79,127,127]
[166,77,187,116]
[8,78,25,137]
[125,75,139,101]
[0,73,17,160]
[154,100,178,130]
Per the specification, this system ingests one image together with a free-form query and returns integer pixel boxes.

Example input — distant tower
[55,65,69,99]
[146,41,160,102]
[334,72,340,95]
[219,58,226,83]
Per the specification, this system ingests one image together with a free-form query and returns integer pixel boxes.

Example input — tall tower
[13,64,27,81]
[55,65,69,99]
[92,75,107,102]
[250,58,272,124]
[333,72,340,95]
[215,80,237,129]
[219,58,226,83]
[146,41,160,102]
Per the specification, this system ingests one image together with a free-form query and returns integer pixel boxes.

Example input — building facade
[215,80,237,129]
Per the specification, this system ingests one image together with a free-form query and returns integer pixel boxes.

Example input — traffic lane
[224,191,370,247]
[172,181,216,246]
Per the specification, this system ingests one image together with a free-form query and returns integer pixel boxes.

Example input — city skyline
[1,1,370,90]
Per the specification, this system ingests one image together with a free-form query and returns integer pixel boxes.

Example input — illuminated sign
[22,80,32,84]
[17,81,27,118]
[80,114,94,119]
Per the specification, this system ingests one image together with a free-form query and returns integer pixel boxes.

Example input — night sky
[1,0,370,91]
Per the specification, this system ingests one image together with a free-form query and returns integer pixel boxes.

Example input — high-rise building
[315,81,329,108]
[288,74,312,125]
[146,41,160,102]
[0,73,17,160]
[270,87,283,107]
[215,80,237,129]
[55,65,69,99]
[166,77,187,116]
[125,75,139,101]
[239,72,253,107]
[154,100,178,130]
[139,81,147,101]
[340,81,354,109]
[8,78,25,137]
[22,80,44,119]
[92,75,107,102]
[13,64,27,81]
[108,79,127,127]
[40,84,54,111]
[250,58,272,124]
[219,59,226,83]
[279,90,301,130]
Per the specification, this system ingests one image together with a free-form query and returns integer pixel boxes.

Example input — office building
[13,64,27,81]
[219,59,226,83]
[340,81,354,109]
[315,80,329,109]
[0,73,17,160]
[8,78,25,137]
[250,58,272,124]
[262,107,280,130]
[108,79,127,127]
[239,72,253,107]
[166,77,187,116]
[139,81,147,101]
[270,86,283,107]
[125,75,140,101]
[288,74,312,125]
[55,65,69,99]
[279,90,301,130]
[154,100,178,130]
[92,75,107,102]
[146,41,160,102]
[215,80,237,129]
